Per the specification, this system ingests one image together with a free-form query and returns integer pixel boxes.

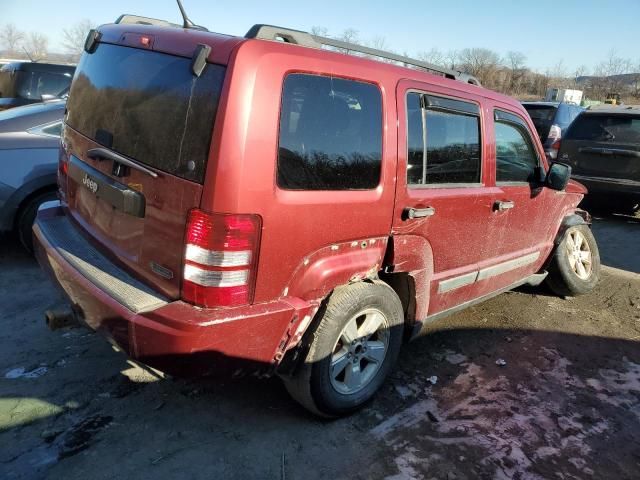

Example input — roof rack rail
[244,24,480,86]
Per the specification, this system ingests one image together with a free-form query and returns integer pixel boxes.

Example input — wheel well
[13,185,58,230]
[376,272,416,339]
[278,274,418,375]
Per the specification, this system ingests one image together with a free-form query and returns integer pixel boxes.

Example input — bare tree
[368,35,389,51]
[61,19,94,59]
[550,59,566,80]
[338,28,359,44]
[505,51,526,95]
[590,49,633,100]
[0,23,25,56]
[310,26,328,37]
[23,32,48,61]
[632,59,640,99]
[335,28,359,53]
[416,48,446,67]
[457,48,501,88]
[444,50,459,70]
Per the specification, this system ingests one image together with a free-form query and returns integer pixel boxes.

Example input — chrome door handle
[404,206,436,219]
[494,200,515,211]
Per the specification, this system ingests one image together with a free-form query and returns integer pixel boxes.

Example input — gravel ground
[1,215,639,480]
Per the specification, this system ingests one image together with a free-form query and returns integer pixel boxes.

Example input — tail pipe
[45,305,79,330]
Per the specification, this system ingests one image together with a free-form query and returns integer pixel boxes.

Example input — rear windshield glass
[523,105,556,139]
[565,114,640,144]
[66,43,225,183]
[16,71,73,100]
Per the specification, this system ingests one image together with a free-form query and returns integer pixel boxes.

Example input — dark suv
[522,101,583,160]
[558,105,640,212]
[0,62,75,111]
[33,21,600,417]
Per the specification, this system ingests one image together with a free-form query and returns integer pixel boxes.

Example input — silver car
[0,100,64,250]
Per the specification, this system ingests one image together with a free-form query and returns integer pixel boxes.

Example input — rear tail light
[181,209,261,308]
[548,124,562,141]
[549,139,561,160]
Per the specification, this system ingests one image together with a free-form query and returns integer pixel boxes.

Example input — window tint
[277,74,382,190]
[495,120,538,183]
[16,71,72,100]
[406,92,481,185]
[565,114,640,144]
[66,43,225,183]
[523,104,556,139]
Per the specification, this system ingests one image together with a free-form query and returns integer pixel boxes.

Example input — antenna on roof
[175,0,207,31]
[22,47,34,63]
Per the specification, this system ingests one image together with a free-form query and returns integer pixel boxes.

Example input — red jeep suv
[34,20,600,417]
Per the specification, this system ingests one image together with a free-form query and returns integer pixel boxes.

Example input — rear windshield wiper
[87,148,158,178]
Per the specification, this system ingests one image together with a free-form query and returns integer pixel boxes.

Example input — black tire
[282,281,404,417]
[545,224,601,297]
[16,191,57,253]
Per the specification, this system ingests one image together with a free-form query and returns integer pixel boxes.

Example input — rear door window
[565,114,640,144]
[65,43,226,183]
[406,92,481,186]
[277,73,382,190]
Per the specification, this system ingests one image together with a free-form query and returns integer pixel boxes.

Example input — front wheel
[545,224,601,297]
[282,282,404,417]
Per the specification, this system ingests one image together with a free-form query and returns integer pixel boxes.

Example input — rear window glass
[565,114,640,144]
[66,43,225,183]
[407,92,481,185]
[277,73,382,190]
[15,71,73,100]
[523,105,556,139]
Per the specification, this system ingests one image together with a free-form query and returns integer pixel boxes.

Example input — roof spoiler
[245,24,481,86]
[114,13,208,31]
[115,14,183,29]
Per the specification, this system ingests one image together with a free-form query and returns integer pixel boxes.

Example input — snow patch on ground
[5,366,48,379]
[586,357,640,420]
[372,348,612,479]
[444,351,468,365]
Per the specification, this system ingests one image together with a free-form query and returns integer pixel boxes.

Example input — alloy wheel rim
[329,308,390,395]
[566,230,592,280]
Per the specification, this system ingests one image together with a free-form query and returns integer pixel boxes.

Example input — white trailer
[545,88,583,105]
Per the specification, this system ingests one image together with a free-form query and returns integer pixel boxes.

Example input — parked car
[34,21,600,417]
[0,100,64,250]
[558,105,640,213]
[522,101,583,160]
[0,62,75,111]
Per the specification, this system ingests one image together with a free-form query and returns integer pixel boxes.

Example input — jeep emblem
[82,174,99,194]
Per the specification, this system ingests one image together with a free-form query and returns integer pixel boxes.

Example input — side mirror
[545,162,572,191]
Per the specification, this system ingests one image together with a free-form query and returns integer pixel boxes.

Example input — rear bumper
[33,206,313,375]
[572,174,640,198]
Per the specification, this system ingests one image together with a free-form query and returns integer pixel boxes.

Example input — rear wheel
[283,282,404,417]
[17,191,57,253]
[546,224,600,296]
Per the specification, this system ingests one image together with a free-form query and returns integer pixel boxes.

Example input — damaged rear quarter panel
[284,236,389,301]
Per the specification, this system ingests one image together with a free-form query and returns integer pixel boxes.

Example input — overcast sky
[4,0,640,73]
